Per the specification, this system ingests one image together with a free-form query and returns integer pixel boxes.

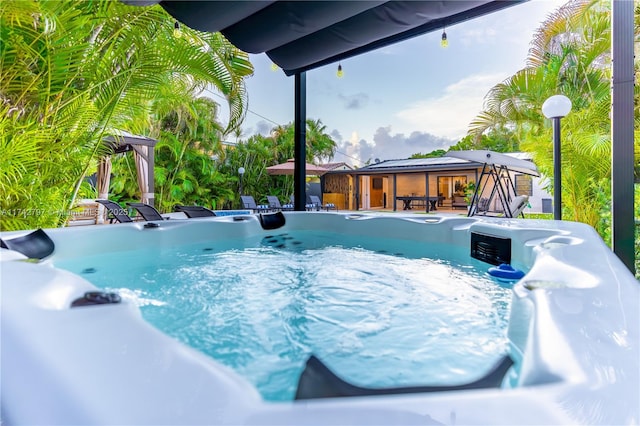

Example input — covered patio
[324,151,549,216]
[126,0,635,270]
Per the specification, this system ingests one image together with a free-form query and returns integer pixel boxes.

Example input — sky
[209,0,567,167]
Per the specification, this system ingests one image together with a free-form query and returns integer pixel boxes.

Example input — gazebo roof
[104,130,157,154]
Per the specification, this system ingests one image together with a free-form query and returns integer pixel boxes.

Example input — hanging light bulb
[173,21,182,38]
[336,63,344,78]
[270,62,279,71]
[440,28,448,48]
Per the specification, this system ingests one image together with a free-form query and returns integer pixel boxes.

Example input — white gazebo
[96,130,157,223]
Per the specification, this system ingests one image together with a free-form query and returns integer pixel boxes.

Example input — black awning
[127,1,525,75]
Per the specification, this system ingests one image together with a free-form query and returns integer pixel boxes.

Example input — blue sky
[210,0,566,166]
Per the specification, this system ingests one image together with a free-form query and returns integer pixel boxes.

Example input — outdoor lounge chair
[174,205,217,218]
[309,195,337,211]
[240,195,271,213]
[96,199,134,223]
[267,196,293,211]
[288,194,317,211]
[126,202,167,221]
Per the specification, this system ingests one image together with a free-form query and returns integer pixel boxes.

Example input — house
[322,152,552,214]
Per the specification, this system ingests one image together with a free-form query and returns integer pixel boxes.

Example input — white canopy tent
[445,150,539,218]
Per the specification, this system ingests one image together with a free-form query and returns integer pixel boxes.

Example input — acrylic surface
[1,212,638,425]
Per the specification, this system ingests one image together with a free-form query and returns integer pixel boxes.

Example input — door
[360,176,370,209]
[438,176,452,199]
[370,177,384,208]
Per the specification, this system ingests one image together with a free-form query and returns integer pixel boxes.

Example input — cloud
[370,127,453,161]
[338,92,370,110]
[254,120,273,136]
[333,127,454,166]
[330,129,343,141]
[460,27,498,46]
[333,131,372,166]
[395,73,508,139]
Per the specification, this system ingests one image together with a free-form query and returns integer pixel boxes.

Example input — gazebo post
[147,146,155,207]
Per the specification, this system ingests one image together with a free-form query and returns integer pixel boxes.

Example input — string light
[173,21,182,38]
[270,62,279,71]
[336,63,344,78]
[440,28,448,48]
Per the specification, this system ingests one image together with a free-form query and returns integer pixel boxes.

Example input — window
[438,176,468,198]
[453,176,467,195]
[515,174,532,196]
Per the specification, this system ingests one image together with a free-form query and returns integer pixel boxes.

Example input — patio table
[396,196,440,212]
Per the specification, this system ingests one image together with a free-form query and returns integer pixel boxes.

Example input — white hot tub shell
[1,212,638,425]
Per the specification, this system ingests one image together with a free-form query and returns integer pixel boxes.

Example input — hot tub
[1,212,638,425]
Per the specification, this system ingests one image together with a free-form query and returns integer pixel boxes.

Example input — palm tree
[267,119,337,163]
[306,119,337,163]
[467,0,628,236]
[469,0,610,134]
[150,94,232,211]
[0,0,252,230]
[215,119,339,207]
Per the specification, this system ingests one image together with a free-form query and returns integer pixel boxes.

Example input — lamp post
[237,167,245,196]
[542,95,572,220]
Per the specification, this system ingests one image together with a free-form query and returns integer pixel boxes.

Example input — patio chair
[126,202,167,221]
[267,196,293,211]
[174,205,217,218]
[96,199,134,223]
[288,194,316,211]
[309,195,337,212]
[478,197,490,213]
[240,195,271,213]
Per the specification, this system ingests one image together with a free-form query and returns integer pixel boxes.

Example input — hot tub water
[56,230,512,401]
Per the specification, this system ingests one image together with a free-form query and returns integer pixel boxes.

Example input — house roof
[321,162,353,171]
[326,152,538,176]
[327,156,482,175]
[125,1,525,76]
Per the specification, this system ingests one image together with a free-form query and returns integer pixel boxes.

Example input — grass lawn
[524,213,553,220]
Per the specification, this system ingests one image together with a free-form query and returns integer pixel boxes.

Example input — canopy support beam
[611,0,635,273]
[294,72,307,211]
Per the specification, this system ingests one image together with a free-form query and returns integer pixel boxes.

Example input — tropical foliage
[0,0,251,230]
[410,149,448,159]
[110,95,235,212]
[449,128,521,153]
[108,117,337,210]
[269,119,337,164]
[217,119,337,208]
[467,0,640,240]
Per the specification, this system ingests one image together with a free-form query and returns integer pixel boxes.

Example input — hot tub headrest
[295,354,514,400]
[259,211,286,230]
[0,228,55,260]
